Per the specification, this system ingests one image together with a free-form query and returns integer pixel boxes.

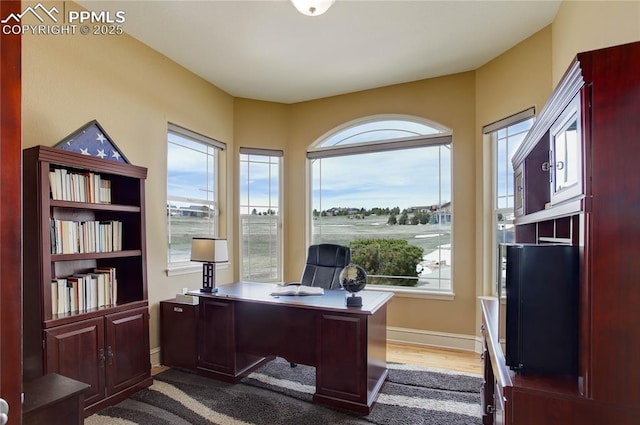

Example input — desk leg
[314,305,388,414]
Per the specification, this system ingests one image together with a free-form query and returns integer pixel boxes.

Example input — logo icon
[1,2,59,24]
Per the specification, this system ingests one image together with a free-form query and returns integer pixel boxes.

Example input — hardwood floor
[153,343,483,376]
[387,342,482,375]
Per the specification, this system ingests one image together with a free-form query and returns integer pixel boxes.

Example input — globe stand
[346,293,362,307]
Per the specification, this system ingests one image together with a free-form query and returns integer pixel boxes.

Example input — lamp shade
[190,238,229,263]
[290,0,335,16]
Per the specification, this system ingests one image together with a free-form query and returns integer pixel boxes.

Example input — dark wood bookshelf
[480,41,640,425]
[23,145,152,417]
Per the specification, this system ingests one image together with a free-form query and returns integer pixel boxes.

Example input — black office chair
[300,243,351,289]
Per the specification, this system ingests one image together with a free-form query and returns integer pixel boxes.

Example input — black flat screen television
[499,243,579,376]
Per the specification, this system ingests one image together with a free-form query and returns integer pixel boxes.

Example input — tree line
[313,207,433,225]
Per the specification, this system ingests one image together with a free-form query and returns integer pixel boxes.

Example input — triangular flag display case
[22,138,152,417]
[53,120,130,164]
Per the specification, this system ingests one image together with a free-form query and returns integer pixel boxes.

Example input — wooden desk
[189,282,393,414]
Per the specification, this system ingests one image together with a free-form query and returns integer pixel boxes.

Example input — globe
[339,263,367,294]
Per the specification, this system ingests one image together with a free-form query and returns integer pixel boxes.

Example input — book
[95,267,117,305]
[56,278,67,314]
[270,284,324,296]
[51,280,58,315]
[69,279,77,312]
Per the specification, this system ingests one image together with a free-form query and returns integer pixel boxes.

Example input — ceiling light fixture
[290,0,335,17]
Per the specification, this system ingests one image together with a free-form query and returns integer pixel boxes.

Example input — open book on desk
[271,283,324,296]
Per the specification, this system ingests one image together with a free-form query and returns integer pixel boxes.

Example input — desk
[188,282,392,414]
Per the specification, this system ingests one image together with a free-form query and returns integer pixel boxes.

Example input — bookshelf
[481,41,640,425]
[23,145,152,415]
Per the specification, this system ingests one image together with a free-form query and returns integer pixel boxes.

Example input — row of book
[49,168,112,204]
[51,267,117,315]
[50,219,123,254]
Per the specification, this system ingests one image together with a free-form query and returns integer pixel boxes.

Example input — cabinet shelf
[538,237,572,244]
[514,197,584,225]
[50,199,141,213]
[51,249,142,262]
[43,299,149,329]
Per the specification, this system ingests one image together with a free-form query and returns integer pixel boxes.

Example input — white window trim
[483,108,536,296]
[166,123,226,274]
[239,148,284,282]
[307,115,453,296]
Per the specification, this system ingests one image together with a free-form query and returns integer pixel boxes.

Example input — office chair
[300,243,351,289]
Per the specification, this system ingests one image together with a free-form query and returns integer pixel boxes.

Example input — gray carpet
[86,358,483,425]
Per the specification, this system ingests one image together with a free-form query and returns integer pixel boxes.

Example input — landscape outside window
[239,150,282,282]
[309,117,452,291]
[494,116,534,295]
[167,126,221,266]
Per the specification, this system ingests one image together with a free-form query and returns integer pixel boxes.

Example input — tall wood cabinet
[481,41,640,424]
[23,145,152,416]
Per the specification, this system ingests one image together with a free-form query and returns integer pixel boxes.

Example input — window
[239,148,283,282]
[167,124,225,268]
[308,116,452,292]
[484,109,535,295]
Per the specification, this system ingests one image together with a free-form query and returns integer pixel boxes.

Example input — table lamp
[191,237,228,293]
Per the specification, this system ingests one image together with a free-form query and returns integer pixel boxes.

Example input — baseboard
[150,346,161,368]
[387,326,482,353]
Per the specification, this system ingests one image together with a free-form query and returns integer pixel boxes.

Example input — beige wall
[290,74,478,336]
[20,1,640,364]
[552,0,640,85]
[232,99,290,279]
[234,74,479,338]
[22,1,235,359]
[474,27,553,332]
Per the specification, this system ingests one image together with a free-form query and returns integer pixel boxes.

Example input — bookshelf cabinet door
[44,317,106,407]
[105,307,151,395]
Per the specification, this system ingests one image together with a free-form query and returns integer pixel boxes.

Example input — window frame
[239,147,284,283]
[166,123,226,275]
[483,109,535,297]
[307,115,454,298]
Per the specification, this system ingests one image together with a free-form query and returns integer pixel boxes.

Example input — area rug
[86,357,482,425]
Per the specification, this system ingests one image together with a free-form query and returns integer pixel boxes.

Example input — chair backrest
[300,244,351,289]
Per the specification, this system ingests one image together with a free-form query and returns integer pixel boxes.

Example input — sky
[311,146,451,211]
[169,120,453,213]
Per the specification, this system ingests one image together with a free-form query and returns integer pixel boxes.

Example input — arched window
[308,115,452,292]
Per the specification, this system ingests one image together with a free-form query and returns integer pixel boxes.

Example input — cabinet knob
[542,161,564,171]
[107,346,113,366]
[98,348,106,368]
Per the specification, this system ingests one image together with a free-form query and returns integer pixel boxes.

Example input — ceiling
[78,1,561,104]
